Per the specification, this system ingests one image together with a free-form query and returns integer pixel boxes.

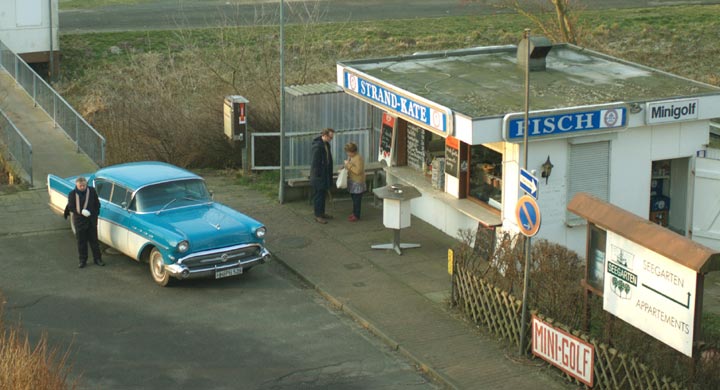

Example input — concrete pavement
[207,177,578,389]
[0,67,577,388]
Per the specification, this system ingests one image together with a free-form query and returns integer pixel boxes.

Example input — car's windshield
[134,179,212,213]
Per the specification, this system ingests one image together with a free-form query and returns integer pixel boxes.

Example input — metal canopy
[567,192,720,274]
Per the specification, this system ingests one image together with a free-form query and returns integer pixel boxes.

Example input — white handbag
[336,168,348,189]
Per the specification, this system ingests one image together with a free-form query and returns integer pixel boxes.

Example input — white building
[0,0,59,67]
[336,39,720,255]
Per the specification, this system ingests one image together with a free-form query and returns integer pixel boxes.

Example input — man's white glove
[81,209,91,217]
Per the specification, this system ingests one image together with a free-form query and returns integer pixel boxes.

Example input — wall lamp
[629,102,643,114]
[541,156,554,184]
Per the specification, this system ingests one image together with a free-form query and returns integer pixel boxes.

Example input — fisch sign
[532,315,594,387]
[504,105,626,141]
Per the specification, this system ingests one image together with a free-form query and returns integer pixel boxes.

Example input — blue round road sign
[516,195,541,237]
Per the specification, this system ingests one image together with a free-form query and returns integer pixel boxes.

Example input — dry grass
[56,5,720,168]
[0,300,76,390]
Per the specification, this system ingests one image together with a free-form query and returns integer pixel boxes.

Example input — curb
[272,254,460,390]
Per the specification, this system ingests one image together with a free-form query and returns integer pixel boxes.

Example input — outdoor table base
[371,228,421,256]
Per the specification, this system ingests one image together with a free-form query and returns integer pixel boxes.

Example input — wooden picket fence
[452,264,686,389]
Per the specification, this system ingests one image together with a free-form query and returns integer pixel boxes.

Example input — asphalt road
[0,188,438,390]
[59,0,720,33]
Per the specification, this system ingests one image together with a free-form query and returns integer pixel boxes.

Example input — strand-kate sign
[340,68,452,136]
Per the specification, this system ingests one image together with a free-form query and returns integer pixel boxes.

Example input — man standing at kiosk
[310,128,335,224]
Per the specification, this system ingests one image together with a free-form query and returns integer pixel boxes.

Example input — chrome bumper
[165,247,271,280]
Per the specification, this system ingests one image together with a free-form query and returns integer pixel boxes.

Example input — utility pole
[278,0,286,204]
[519,28,532,356]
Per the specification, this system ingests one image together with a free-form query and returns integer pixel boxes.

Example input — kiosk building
[336,40,720,255]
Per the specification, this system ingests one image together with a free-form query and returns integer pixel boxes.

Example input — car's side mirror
[210,190,214,200]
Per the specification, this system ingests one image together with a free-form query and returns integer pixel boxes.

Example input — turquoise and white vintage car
[48,161,270,286]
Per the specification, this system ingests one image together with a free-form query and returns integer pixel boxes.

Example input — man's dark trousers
[77,225,102,265]
[312,184,327,217]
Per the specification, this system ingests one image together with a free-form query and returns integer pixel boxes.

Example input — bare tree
[462,0,582,44]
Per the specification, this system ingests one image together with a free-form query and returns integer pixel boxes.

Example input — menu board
[379,113,396,166]
[407,124,425,171]
[445,136,459,178]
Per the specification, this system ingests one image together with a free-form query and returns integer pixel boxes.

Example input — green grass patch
[234,171,280,198]
[60,0,147,10]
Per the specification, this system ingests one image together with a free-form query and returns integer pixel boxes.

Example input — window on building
[587,223,607,294]
[468,144,503,209]
[567,141,610,225]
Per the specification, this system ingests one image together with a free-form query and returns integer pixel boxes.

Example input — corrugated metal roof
[285,83,342,97]
[567,192,720,273]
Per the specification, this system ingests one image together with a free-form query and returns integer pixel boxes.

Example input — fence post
[33,73,37,107]
[75,114,80,153]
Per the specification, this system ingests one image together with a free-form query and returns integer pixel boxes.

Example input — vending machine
[223,95,248,144]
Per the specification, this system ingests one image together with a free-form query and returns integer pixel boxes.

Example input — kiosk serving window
[468,144,503,209]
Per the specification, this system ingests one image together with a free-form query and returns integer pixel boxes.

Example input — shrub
[0,299,76,390]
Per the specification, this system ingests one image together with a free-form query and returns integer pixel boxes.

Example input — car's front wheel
[149,248,171,287]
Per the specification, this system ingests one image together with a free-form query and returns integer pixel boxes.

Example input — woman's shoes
[348,214,359,222]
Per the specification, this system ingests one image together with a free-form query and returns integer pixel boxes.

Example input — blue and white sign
[504,106,627,141]
[520,168,539,199]
[342,69,452,136]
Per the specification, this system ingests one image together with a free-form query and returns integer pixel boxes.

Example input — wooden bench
[286,162,385,202]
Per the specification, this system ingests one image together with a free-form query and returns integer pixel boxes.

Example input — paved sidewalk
[207,174,577,390]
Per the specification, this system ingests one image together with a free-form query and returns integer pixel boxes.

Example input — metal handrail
[0,109,33,186]
[0,39,105,167]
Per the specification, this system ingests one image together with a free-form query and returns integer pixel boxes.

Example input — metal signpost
[519,28,533,355]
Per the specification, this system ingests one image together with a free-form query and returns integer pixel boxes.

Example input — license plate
[215,267,242,279]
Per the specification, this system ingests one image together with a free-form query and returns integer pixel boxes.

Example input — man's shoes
[94,259,105,266]
[78,263,86,269]
[348,215,359,222]
[321,214,334,220]
[315,216,328,224]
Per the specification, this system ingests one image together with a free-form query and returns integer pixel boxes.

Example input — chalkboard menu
[379,113,396,166]
[407,124,425,171]
[445,136,459,178]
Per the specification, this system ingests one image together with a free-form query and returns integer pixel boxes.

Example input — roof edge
[567,192,720,273]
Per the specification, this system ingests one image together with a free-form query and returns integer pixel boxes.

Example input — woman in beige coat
[343,142,366,222]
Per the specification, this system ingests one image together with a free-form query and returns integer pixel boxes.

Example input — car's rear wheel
[149,248,171,287]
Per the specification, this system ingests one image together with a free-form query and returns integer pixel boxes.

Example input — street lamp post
[278,0,286,204]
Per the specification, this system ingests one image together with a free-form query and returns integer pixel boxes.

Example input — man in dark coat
[64,176,104,268]
[309,128,335,224]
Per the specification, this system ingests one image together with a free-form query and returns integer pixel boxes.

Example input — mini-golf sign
[603,231,696,357]
[532,315,594,387]
[515,195,541,237]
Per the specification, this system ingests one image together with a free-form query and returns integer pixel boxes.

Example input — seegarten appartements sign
[341,68,452,136]
[504,105,627,142]
[603,231,696,357]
